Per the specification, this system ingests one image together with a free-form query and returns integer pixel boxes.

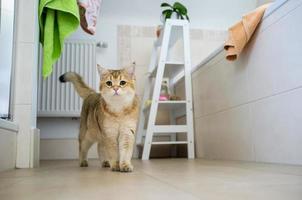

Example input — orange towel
[224,4,271,61]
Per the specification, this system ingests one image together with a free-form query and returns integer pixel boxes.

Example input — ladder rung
[152,141,188,145]
[165,61,184,65]
[158,100,186,104]
[154,125,187,133]
[142,132,178,137]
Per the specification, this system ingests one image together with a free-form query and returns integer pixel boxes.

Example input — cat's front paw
[80,160,88,167]
[110,161,120,172]
[119,161,133,172]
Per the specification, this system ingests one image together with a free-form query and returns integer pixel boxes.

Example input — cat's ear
[97,64,108,76]
[125,62,136,79]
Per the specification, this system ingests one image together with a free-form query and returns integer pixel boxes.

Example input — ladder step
[158,100,186,104]
[165,61,184,65]
[154,125,187,133]
[143,100,187,115]
[149,62,185,78]
[152,141,188,145]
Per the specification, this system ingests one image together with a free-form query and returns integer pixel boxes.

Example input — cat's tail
[59,72,95,99]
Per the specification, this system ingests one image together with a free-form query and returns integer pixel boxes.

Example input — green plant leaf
[161,2,189,21]
[174,8,184,16]
[162,9,172,15]
[173,2,187,15]
[165,10,173,20]
[185,15,190,21]
[161,3,173,8]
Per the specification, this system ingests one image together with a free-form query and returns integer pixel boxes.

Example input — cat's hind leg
[79,138,94,167]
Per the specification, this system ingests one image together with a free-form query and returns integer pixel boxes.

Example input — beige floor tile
[0,159,301,200]
[138,159,302,200]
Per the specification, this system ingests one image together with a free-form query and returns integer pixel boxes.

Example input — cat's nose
[113,87,119,95]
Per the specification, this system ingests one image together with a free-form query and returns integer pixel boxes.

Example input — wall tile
[14,43,35,105]
[192,69,207,118]
[130,37,155,66]
[135,66,148,96]
[191,39,223,67]
[246,4,302,101]
[194,116,206,158]
[200,105,254,161]
[251,88,302,165]
[15,0,37,43]
[195,56,249,118]
[14,104,32,167]
[260,0,302,31]
[117,25,131,37]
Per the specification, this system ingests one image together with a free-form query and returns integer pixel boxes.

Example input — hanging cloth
[224,4,271,61]
[78,0,102,35]
[39,0,80,78]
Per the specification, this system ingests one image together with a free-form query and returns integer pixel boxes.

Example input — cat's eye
[105,81,112,87]
[120,80,127,86]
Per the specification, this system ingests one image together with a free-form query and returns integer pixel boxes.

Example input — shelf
[144,100,186,110]
[149,61,184,79]
[137,140,188,146]
[152,141,188,145]
[138,19,194,160]
[158,100,186,104]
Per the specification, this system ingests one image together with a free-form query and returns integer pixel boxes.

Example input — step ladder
[136,19,195,160]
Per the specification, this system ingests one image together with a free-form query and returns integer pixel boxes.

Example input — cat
[59,64,139,172]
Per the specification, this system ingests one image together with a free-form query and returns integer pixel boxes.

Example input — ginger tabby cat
[59,64,139,172]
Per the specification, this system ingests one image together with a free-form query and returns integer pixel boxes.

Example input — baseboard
[40,138,98,160]
[40,138,141,160]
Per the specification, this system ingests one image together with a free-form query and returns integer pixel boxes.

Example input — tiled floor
[0,159,301,200]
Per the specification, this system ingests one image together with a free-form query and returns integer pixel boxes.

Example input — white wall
[97,0,257,29]
[0,128,17,171]
[69,0,257,68]
[257,0,274,6]
[187,0,302,165]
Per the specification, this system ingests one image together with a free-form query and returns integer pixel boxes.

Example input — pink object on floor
[78,0,102,35]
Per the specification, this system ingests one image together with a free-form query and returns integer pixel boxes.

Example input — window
[0,0,15,119]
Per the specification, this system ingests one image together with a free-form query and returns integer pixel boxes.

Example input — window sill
[0,119,18,132]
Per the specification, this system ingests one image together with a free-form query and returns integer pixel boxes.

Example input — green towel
[39,0,80,78]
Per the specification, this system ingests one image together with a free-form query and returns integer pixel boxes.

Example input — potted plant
[156,2,189,38]
[161,2,189,21]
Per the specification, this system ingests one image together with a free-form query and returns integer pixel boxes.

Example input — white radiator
[38,40,96,117]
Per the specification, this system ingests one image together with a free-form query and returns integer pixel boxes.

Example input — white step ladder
[136,19,195,160]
